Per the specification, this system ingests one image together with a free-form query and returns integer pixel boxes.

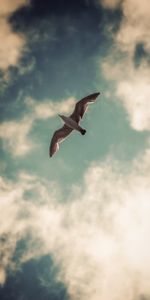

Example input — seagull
[49,92,100,157]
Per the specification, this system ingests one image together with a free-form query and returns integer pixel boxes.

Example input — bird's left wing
[49,124,73,157]
[70,92,100,123]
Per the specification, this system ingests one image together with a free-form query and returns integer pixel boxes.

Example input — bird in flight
[49,92,100,157]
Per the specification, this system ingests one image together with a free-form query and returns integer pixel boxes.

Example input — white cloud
[0,116,34,156]
[0,0,29,72]
[0,268,6,286]
[0,0,29,16]
[0,97,75,156]
[102,59,150,131]
[0,18,26,70]
[117,73,150,131]
[100,0,121,9]
[0,147,150,299]
[0,172,61,284]
[116,0,150,55]
[100,0,150,131]
[25,96,75,119]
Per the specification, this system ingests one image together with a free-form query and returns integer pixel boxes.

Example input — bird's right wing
[49,124,73,157]
[70,92,100,123]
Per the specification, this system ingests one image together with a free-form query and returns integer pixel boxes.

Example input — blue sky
[0,0,150,299]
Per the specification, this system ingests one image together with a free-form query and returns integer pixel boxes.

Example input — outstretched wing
[49,124,73,157]
[70,92,100,123]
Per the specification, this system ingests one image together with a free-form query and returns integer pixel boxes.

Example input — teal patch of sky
[9,3,103,95]
[0,0,123,120]
[0,254,69,300]
[2,90,148,193]
[2,0,147,190]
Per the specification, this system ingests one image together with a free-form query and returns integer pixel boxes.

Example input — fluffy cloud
[0,116,34,156]
[100,0,150,131]
[0,18,26,70]
[116,71,150,131]
[0,0,29,71]
[116,0,150,55]
[0,172,61,285]
[100,0,121,9]
[25,96,75,119]
[102,58,150,131]
[0,0,29,16]
[0,97,75,156]
[0,147,150,299]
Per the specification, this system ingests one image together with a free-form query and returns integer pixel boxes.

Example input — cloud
[116,68,150,131]
[0,116,34,156]
[0,0,29,72]
[100,0,150,131]
[0,146,150,299]
[102,58,150,131]
[116,0,150,55]
[25,96,75,119]
[0,0,29,16]
[54,151,150,300]
[0,97,75,156]
[0,268,6,286]
[0,18,26,71]
[0,172,61,285]
[100,0,121,9]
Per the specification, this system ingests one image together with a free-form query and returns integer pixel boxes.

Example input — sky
[0,0,150,299]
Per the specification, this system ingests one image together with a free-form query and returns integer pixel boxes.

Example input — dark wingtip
[81,129,86,135]
[49,151,53,158]
[90,92,100,99]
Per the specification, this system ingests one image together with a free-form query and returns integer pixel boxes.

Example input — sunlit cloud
[0,0,29,16]
[0,0,29,73]
[100,0,121,9]
[25,96,75,119]
[0,146,150,299]
[1,1,149,298]
[100,0,150,131]
[0,268,6,286]
[116,0,150,55]
[0,116,34,156]
[102,58,150,131]
[0,172,61,285]
[0,97,75,156]
[0,18,26,71]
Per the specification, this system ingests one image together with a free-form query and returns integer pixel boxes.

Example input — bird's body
[49,92,100,157]
[58,115,86,134]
